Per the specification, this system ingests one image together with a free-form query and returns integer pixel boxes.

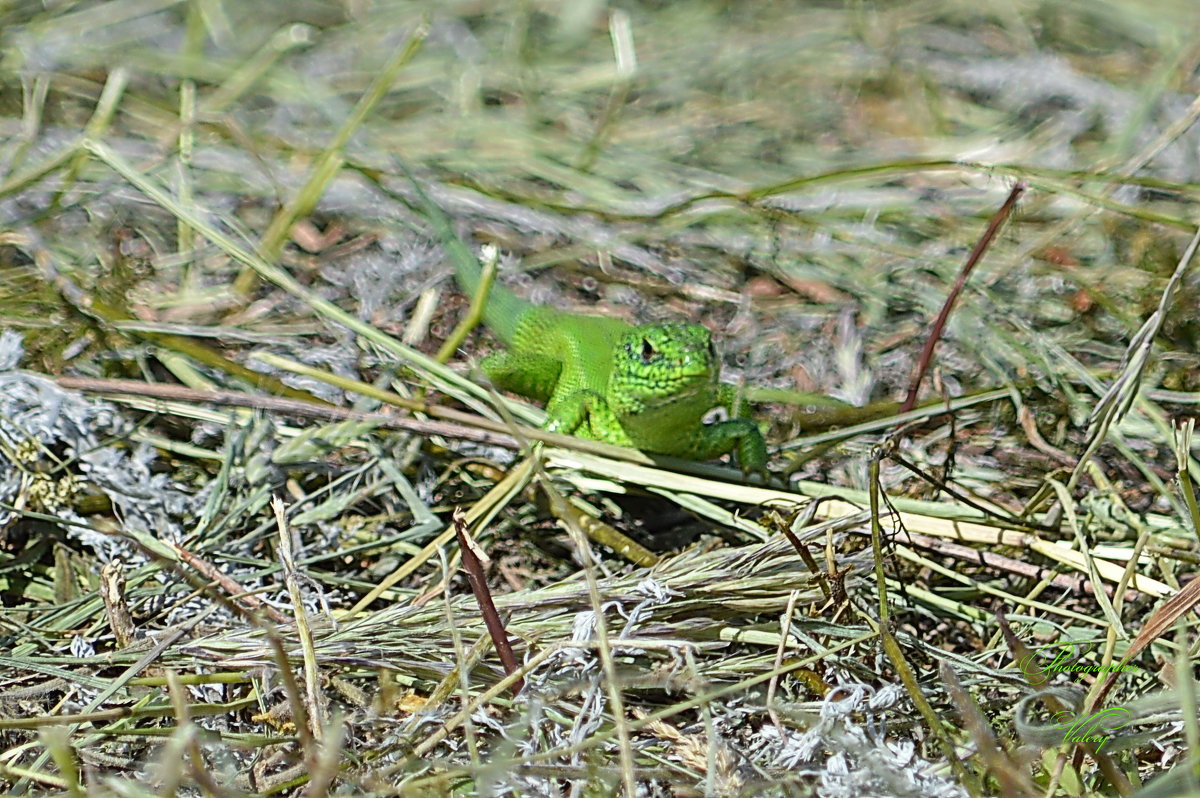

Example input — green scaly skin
[409,175,768,472]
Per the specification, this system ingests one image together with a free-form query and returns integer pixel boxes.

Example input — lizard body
[411,177,767,471]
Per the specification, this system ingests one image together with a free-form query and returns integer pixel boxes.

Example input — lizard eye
[640,338,656,363]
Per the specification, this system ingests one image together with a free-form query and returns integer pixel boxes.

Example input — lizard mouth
[619,357,717,409]
[613,321,720,404]
[635,375,711,407]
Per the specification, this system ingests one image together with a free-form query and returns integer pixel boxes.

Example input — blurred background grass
[5,0,1200,408]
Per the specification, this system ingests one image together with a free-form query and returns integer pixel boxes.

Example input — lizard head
[609,322,720,413]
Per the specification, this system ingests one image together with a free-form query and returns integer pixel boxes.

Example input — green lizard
[408,175,768,472]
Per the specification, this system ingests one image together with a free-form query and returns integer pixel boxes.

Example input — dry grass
[1,0,1200,795]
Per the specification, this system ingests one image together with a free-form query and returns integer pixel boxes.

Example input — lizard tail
[402,163,529,344]
[442,232,529,345]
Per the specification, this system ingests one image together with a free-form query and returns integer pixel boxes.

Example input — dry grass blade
[940,661,1039,798]
[1092,575,1200,711]
[243,25,428,291]
[1073,227,1200,494]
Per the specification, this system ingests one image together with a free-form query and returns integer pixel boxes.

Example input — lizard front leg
[687,418,768,474]
[480,351,561,405]
[546,389,635,447]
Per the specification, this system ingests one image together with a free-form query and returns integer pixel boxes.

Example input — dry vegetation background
[1,0,1200,795]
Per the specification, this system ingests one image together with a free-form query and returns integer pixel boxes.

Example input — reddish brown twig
[901,182,1026,413]
[452,507,524,696]
[172,543,290,626]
